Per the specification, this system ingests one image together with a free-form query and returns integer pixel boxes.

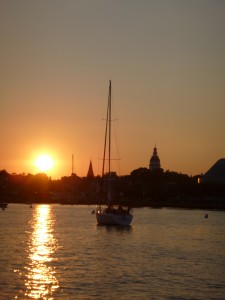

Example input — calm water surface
[0,204,225,299]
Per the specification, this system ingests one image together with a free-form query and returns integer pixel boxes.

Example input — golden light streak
[24,205,59,299]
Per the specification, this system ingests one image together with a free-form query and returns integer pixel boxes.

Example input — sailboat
[96,81,133,226]
[0,202,8,209]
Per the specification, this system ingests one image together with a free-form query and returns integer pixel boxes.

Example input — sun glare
[35,154,54,172]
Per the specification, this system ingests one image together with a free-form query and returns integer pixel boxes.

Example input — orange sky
[1,1,225,179]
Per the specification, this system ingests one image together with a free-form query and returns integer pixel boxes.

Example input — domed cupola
[149,146,161,171]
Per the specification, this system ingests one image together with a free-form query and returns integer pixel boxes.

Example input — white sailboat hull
[96,210,133,226]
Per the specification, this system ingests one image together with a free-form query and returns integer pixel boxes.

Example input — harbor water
[0,204,225,299]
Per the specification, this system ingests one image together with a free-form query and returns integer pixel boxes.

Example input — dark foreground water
[0,204,225,299]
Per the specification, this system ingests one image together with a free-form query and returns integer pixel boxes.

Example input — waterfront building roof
[202,158,225,184]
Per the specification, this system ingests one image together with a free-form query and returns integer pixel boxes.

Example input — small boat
[96,81,133,226]
[0,203,8,209]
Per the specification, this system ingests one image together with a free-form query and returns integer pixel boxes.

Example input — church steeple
[149,146,161,171]
[87,159,94,178]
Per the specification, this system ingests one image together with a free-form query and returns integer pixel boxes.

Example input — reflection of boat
[96,81,133,226]
[0,203,8,209]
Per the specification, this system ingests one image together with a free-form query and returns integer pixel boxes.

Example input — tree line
[0,168,224,209]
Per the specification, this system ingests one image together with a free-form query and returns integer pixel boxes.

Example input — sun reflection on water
[24,205,59,299]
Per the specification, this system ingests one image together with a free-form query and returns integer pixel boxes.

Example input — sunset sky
[1,0,225,179]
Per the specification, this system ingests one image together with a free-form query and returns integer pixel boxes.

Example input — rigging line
[108,80,111,174]
[102,81,110,177]
[110,83,121,176]
[114,119,121,176]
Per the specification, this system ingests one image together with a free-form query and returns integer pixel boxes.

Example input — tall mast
[100,80,112,205]
[102,80,111,177]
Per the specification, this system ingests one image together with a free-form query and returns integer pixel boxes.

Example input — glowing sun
[35,154,54,172]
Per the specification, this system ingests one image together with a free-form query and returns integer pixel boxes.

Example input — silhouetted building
[149,146,161,171]
[202,159,225,185]
[87,160,94,178]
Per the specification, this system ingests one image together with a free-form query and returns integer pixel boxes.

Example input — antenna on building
[72,154,75,175]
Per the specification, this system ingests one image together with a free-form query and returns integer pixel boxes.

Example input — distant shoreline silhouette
[1,169,225,210]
